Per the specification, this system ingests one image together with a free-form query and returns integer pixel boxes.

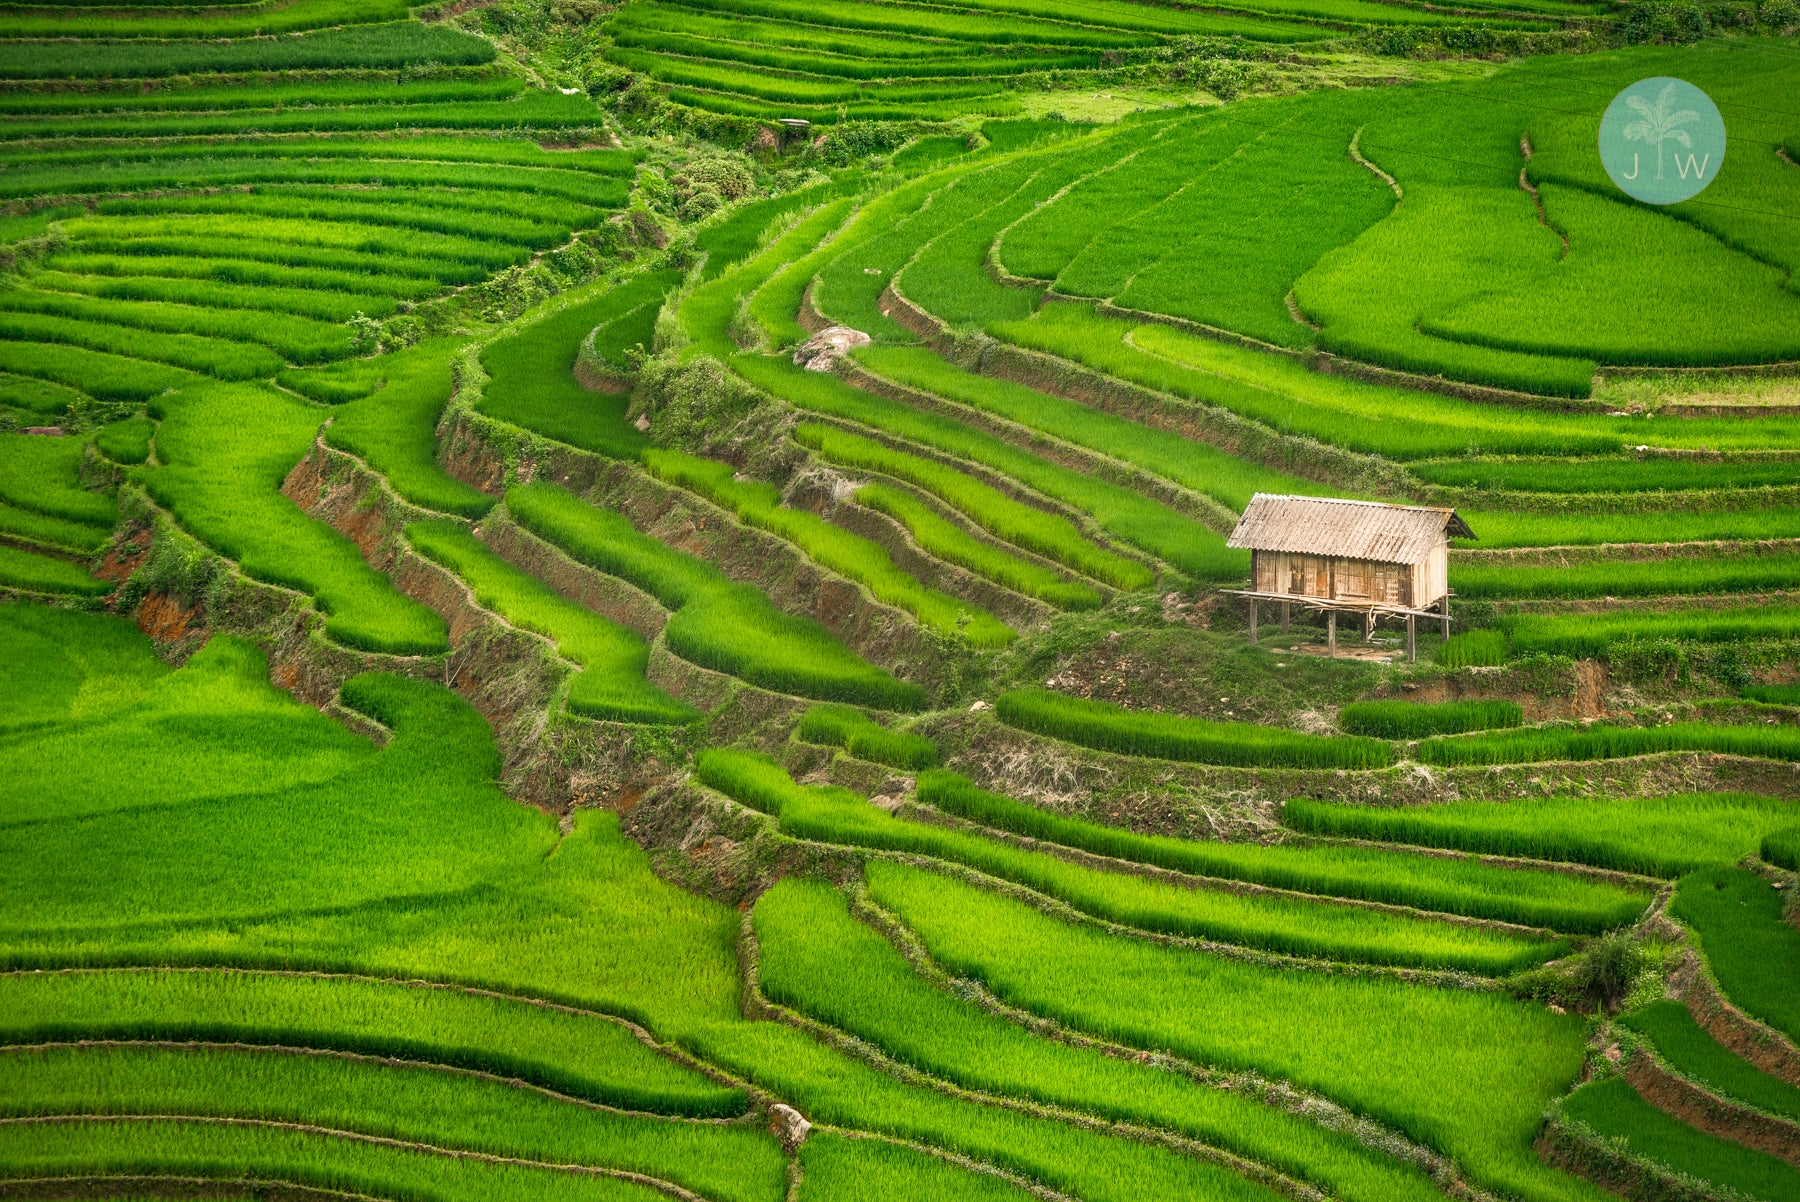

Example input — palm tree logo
[1620,82,1700,182]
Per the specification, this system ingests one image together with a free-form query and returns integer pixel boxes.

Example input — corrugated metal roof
[1227,495,1473,563]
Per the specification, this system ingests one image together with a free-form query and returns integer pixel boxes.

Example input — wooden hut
[1224,495,1474,661]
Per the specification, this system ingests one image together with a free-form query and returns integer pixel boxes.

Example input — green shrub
[1339,700,1521,740]
[797,705,938,769]
[996,688,1392,769]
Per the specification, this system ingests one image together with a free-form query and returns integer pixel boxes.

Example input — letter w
[1674,153,1711,180]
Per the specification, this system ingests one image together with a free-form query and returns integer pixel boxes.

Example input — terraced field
[4,0,1800,1199]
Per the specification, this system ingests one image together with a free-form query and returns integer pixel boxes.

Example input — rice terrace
[4,0,1800,1196]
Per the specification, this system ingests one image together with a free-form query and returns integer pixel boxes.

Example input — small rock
[769,1102,812,1150]
[870,794,903,813]
[1547,1003,1565,1015]
[21,426,64,436]
[634,414,651,432]
[969,700,992,712]
[793,325,871,372]
[559,86,582,95]
[1603,1043,1621,1063]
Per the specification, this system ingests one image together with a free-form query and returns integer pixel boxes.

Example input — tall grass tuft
[797,705,939,770]
[1434,630,1505,668]
[1339,700,1522,740]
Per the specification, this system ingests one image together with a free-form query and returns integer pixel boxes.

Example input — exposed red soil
[135,592,198,643]
[440,414,507,498]
[95,526,152,587]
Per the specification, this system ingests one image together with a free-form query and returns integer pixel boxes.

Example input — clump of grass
[1746,683,1800,706]
[996,688,1393,770]
[1434,630,1505,668]
[1284,793,1799,878]
[1765,826,1800,872]
[1339,700,1521,740]
[1417,722,1800,769]
[699,751,1554,973]
[919,771,1649,933]
[0,544,110,596]
[797,705,938,770]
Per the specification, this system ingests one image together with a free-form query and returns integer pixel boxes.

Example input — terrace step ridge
[1,963,769,1112]
[848,882,1489,1202]
[898,800,1565,941]
[1622,1044,1800,1167]
[835,355,1240,536]
[0,1038,752,1126]
[1671,951,1800,1091]
[783,461,1064,628]
[975,319,1408,497]
[790,433,1134,597]
[733,909,1336,1202]
[0,1113,716,1201]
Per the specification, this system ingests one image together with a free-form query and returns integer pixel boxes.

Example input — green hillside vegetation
[4,5,1799,1200]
